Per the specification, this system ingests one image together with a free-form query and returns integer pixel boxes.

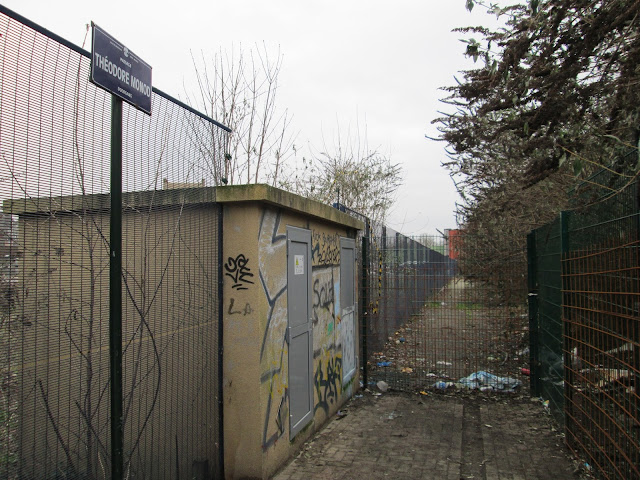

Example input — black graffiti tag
[228,298,253,316]
[314,356,343,414]
[225,254,255,290]
[312,276,335,325]
[311,231,340,266]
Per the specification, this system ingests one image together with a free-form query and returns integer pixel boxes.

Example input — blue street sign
[91,23,152,115]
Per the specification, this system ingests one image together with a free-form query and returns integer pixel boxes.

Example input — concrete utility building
[7,184,362,480]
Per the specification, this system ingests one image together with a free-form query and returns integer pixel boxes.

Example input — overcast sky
[2,0,495,235]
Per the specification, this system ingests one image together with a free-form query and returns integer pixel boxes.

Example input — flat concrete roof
[3,184,364,231]
[216,184,364,231]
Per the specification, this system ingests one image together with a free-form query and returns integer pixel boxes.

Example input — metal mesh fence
[530,162,639,480]
[562,175,639,480]
[362,231,529,393]
[0,6,229,479]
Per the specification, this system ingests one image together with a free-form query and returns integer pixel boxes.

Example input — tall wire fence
[0,6,229,479]
[530,163,640,480]
[361,228,529,392]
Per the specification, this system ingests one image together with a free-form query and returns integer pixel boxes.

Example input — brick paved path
[273,391,585,480]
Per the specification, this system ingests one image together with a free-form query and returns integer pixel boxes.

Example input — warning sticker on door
[294,255,304,275]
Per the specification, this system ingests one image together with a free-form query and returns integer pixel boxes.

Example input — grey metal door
[287,227,313,437]
[340,237,357,383]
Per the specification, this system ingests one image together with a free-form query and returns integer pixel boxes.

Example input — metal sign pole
[109,95,124,480]
[90,24,148,479]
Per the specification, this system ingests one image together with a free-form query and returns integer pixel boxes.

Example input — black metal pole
[109,96,124,480]
[526,231,539,396]
[361,236,369,390]
[560,211,572,436]
[217,203,225,478]
[635,179,640,404]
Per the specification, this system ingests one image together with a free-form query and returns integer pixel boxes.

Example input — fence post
[382,227,387,348]
[395,232,400,334]
[560,210,573,437]
[527,231,540,396]
[635,179,640,406]
[217,203,225,478]
[109,96,124,480]
[361,235,369,389]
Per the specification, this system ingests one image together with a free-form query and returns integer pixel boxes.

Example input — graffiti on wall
[310,231,344,419]
[311,231,340,267]
[312,271,335,327]
[257,209,289,450]
[224,254,255,290]
[311,264,341,384]
[338,311,356,382]
[255,209,349,449]
[227,298,253,316]
[274,392,288,439]
[313,351,343,415]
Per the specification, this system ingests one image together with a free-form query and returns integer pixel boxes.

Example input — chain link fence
[0,6,229,479]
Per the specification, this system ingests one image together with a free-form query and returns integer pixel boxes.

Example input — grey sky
[3,0,493,234]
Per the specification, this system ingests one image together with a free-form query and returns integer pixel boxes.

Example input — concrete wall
[218,185,362,479]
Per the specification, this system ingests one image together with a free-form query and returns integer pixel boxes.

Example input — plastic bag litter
[458,371,521,392]
[432,381,455,390]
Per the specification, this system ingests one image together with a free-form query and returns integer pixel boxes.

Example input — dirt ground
[367,277,531,394]
[273,389,594,480]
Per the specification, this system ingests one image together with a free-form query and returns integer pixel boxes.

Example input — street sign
[91,23,152,115]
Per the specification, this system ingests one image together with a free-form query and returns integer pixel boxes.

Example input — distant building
[445,228,462,260]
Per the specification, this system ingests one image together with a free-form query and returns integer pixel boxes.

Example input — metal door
[340,238,357,382]
[287,227,313,437]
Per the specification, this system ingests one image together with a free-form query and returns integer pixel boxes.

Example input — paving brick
[271,392,583,480]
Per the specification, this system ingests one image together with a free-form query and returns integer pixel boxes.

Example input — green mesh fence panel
[529,160,639,480]
[562,175,639,480]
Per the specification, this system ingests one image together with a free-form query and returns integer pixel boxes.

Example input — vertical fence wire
[0,7,229,479]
